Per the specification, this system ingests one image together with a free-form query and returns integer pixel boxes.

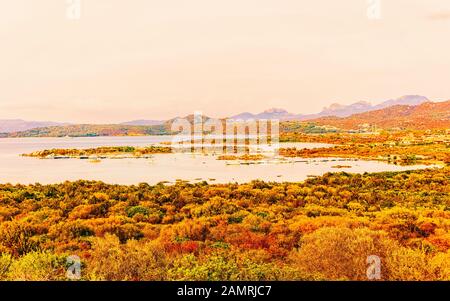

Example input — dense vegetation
[280,131,406,144]
[280,142,450,165]
[0,168,449,280]
[279,129,450,165]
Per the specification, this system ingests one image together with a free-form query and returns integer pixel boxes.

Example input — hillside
[5,124,171,138]
[316,95,429,118]
[0,168,449,280]
[311,100,450,130]
[3,114,211,137]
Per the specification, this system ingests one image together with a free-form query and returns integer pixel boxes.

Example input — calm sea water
[0,136,435,185]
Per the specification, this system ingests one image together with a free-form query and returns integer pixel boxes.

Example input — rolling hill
[4,124,171,138]
[311,100,450,130]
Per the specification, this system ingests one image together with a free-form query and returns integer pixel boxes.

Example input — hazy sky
[1,0,450,123]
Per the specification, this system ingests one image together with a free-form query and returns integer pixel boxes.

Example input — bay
[0,136,435,185]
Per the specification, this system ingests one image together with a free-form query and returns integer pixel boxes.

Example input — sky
[1,0,450,123]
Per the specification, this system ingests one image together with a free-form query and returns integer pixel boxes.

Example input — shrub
[292,227,396,280]
[85,234,167,280]
[429,251,450,280]
[126,206,149,218]
[384,247,430,280]
[0,253,13,280]
[0,221,41,255]
[6,251,67,281]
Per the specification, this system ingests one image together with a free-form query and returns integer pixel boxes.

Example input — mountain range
[0,95,444,135]
[228,95,429,121]
[110,95,429,129]
[312,100,450,130]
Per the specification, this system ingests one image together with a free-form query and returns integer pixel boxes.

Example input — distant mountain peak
[263,108,289,114]
[229,107,298,121]
[0,119,69,133]
[316,95,429,118]
[311,99,450,130]
[377,95,429,108]
[397,95,428,101]
[326,103,344,110]
[354,101,372,106]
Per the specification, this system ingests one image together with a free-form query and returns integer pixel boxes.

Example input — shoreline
[0,165,441,187]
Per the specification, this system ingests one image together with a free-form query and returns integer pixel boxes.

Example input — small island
[22,145,172,159]
[216,154,265,161]
[331,165,352,169]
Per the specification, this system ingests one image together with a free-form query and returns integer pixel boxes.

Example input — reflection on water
[0,137,437,185]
